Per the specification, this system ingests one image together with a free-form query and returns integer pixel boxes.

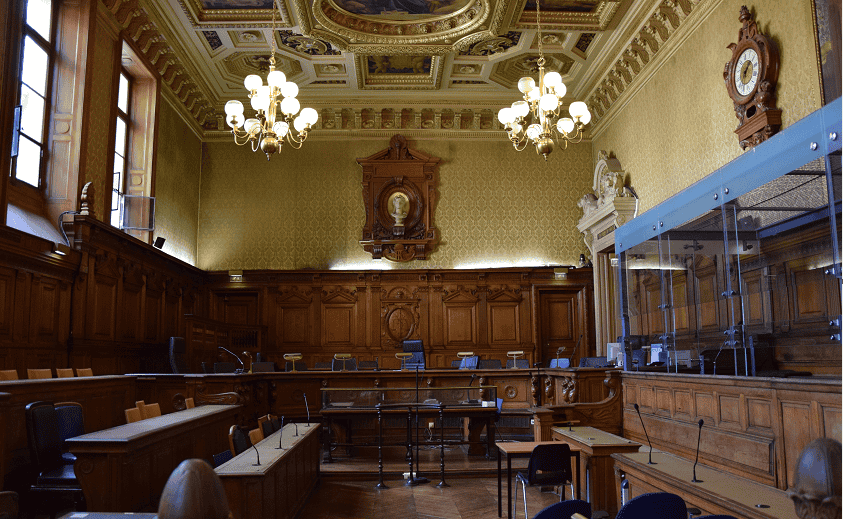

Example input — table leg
[507,454,512,519]
[324,417,333,463]
[575,451,581,500]
[497,447,502,517]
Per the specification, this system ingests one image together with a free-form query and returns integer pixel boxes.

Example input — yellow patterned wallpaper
[592,0,821,215]
[153,99,202,265]
[196,139,593,271]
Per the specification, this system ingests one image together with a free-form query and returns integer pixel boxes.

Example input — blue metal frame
[616,98,842,253]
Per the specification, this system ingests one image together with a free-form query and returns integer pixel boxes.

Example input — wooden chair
[140,403,161,419]
[75,368,93,377]
[125,407,142,423]
[0,370,18,381]
[184,397,195,409]
[258,415,271,438]
[27,368,52,379]
[248,428,264,445]
[55,368,75,378]
[0,490,18,519]
[229,425,251,456]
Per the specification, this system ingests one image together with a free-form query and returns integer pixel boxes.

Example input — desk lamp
[334,353,352,371]
[395,352,412,371]
[457,351,474,367]
[242,351,253,373]
[507,350,524,369]
[283,353,302,372]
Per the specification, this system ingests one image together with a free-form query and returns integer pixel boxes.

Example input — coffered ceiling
[118,0,702,136]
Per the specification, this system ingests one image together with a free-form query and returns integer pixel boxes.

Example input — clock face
[734,47,760,96]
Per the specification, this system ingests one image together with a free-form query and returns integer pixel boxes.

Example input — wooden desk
[67,405,240,512]
[61,514,157,519]
[612,450,798,519]
[551,426,640,517]
[496,441,581,519]
[216,423,320,519]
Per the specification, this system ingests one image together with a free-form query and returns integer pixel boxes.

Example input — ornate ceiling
[115,0,703,137]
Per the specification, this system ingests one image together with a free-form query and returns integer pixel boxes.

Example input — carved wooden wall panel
[0,268,12,340]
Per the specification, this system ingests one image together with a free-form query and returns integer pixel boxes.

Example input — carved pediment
[382,286,417,301]
[277,286,314,304]
[486,285,522,302]
[442,286,478,303]
[322,286,357,303]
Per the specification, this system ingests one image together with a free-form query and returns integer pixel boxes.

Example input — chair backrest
[270,416,281,433]
[458,356,479,369]
[532,500,591,519]
[25,402,63,469]
[616,492,687,519]
[229,425,251,456]
[54,402,84,441]
[402,340,425,370]
[578,356,612,368]
[143,403,161,419]
[478,359,502,369]
[55,368,75,378]
[506,359,529,369]
[313,361,332,370]
[253,361,277,372]
[549,358,571,368]
[169,337,187,374]
[261,419,274,438]
[201,362,211,374]
[527,443,572,486]
[27,369,52,379]
[0,490,18,519]
[184,397,195,409]
[451,359,462,368]
[0,369,18,381]
[214,362,237,374]
[332,358,358,371]
[357,360,378,370]
[125,407,142,423]
[248,428,263,445]
[75,368,93,377]
[212,450,233,468]
[282,360,306,372]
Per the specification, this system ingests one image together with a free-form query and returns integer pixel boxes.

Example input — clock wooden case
[357,135,440,262]
[724,6,781,149]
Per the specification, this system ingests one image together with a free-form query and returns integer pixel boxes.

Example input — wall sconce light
[229,270,243,282]
[153,237,166,249]
[52,243,71,256]
[554,268,568,280]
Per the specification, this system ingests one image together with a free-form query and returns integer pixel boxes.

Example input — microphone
[633,403,656,465]
[304,393,310,423]
[570,334,583,365]
[251,443,261,466]
[278,416,285,449]
[465,374,478,404]
[692,419,704,482]
[218,346,245,373]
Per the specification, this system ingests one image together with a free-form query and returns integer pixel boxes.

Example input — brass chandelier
[497,0,591,160]
[223,0,318,160]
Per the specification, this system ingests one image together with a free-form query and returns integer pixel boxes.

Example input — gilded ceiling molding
[105,0,215,130]
[175,0,293,28]
[514,0,622,31]
[586,0,718,136]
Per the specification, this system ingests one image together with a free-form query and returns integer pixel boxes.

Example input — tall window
[12,0,55,188]
[112,71,132,228]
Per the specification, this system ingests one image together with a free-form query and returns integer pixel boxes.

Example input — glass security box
[615,100,841,377]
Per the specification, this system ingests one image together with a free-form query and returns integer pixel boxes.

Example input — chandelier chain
[536,0,544,67]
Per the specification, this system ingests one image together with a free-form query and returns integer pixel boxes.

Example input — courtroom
[0,0,839,518]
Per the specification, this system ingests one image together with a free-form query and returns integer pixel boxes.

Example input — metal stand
[376,407,388,489]
[406,366,429,486]
[435,405,449,488]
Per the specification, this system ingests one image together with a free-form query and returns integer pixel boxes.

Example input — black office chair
[514,443,573,519]
[695,516,739,519]
[214,362,237,373]
[169,337,187,374]
[578,357,612,368]
[548,358,571,368]
[212,450,233,468]
[261,419,275,438]
[357,360,378,370]
[402,339,426,370]
[532,500,591,519]
[283,360,306,372]
[54,402,84,465]
[252,361,276,372]
[331,358,358,371]
[270,416,281,432]
[228,425,252,456]
[506,359,529,369]
[458,356,479,369]
[616,492,687,519]
[477,359,502,369]
[451,360,462,368]
[313,361,332,370]
[24,402,85,518]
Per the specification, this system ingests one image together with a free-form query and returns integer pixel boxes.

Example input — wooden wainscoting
[622,371,842,490]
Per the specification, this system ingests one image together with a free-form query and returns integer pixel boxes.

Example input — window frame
[111,68,133,228]
[11,0,58,191]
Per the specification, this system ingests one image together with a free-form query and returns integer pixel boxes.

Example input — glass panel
[113,156,124,192]
[14,137,41,186]
[620,237,664,371]
[111,189,120,211]
[25,0,52,41]
[118,73,129,113]
[21,36,49,96]
[19,83,45,141]
[114,118,127,155]
[110,206,120,228]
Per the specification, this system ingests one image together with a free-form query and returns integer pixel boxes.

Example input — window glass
[21,36,49,96]
[118,74,129,113]
[19,84,45,139]
[14,137,42,187]
[115,118,127,155]
[25,0,52,41]
[113,156,124,189]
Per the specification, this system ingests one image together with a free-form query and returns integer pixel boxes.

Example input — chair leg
[513,480,518,518]
[521,480,528,519]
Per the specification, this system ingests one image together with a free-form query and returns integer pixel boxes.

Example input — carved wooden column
[577,151,638,355]
[357,135,440,262]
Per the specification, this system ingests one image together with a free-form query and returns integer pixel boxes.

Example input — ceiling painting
[332,0,474,18]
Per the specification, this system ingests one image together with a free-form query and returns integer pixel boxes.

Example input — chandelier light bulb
[569,101,589,119]
[299,107,319,125]
[526,124,541,141]
[557,117,575,134]
[518,77,536,94]
[273,121,289,136]
[539,93,559,112]
[553,82,567,98]
[244,118,261,134]
[497,107,514,125]
[512,101,529,118]
[267,70,286,88]
[244,74,262,91]
[578,110,592,125]
[293,116,308,132]
[281,81,299,98]
[526,87,542,102]
[543,72,562,89]
[225,100,244,115]
[511,123,523,134]
[280,97,300,116]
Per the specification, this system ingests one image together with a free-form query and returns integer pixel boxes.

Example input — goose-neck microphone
[251,443,261,466]
[633,403,656,465]
[692,419,704,482]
